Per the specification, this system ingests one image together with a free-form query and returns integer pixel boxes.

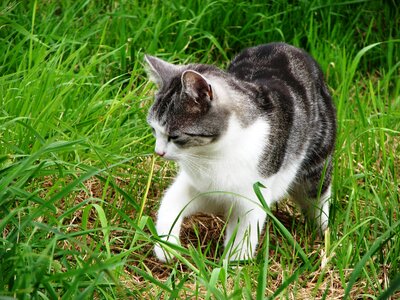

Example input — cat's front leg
[224,203,266,262]
[154,172,196,262]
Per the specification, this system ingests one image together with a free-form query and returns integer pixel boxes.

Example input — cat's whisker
[181,156,212,178]
[183,152,216,161]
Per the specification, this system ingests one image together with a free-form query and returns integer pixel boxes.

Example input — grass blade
[344,220,400,299]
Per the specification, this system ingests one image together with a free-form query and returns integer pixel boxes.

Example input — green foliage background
[0,0,399,298]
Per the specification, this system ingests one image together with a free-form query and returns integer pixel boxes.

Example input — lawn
[0,0,399,299]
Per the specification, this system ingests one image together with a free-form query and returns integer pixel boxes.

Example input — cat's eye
[167,135,179,142]
[184,132,217,139]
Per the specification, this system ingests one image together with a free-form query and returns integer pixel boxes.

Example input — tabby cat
[145,42,336,262]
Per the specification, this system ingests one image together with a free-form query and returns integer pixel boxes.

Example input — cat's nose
[155,150,166,157]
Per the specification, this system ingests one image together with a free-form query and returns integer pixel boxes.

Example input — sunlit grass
[1,0,399,299]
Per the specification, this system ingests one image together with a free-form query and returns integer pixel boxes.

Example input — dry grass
[48,176,398,299]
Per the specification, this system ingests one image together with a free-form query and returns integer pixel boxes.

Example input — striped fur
[145,43,336,262]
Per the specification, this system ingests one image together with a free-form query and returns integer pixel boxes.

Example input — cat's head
[144,55,230,161]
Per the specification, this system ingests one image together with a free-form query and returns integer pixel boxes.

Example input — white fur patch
[180,115,269,193]
[152,113,307,262]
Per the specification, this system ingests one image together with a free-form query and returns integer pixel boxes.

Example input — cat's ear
[181,70,213,101]
[144,55,179,88]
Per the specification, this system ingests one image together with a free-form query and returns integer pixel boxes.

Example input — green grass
[1,0,399,299]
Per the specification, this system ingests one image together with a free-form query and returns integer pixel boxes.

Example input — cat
[145,42,336,262]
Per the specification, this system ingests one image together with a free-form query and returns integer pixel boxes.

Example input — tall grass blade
[377,274,400,300]
[344,220,400,299]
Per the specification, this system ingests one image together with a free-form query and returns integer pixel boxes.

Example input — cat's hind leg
[290,170,332,234]
[313,184,331,232]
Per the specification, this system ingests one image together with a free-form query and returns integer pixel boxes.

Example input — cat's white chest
[180,116,269,194]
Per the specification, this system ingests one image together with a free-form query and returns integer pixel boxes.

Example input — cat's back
[226,42,336,178]
[227,42,322,85]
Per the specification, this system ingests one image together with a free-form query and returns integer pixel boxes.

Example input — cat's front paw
[227,249,254,263]
[154,244,172,263]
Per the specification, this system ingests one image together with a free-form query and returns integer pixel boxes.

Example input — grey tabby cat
[145,42,336,262]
